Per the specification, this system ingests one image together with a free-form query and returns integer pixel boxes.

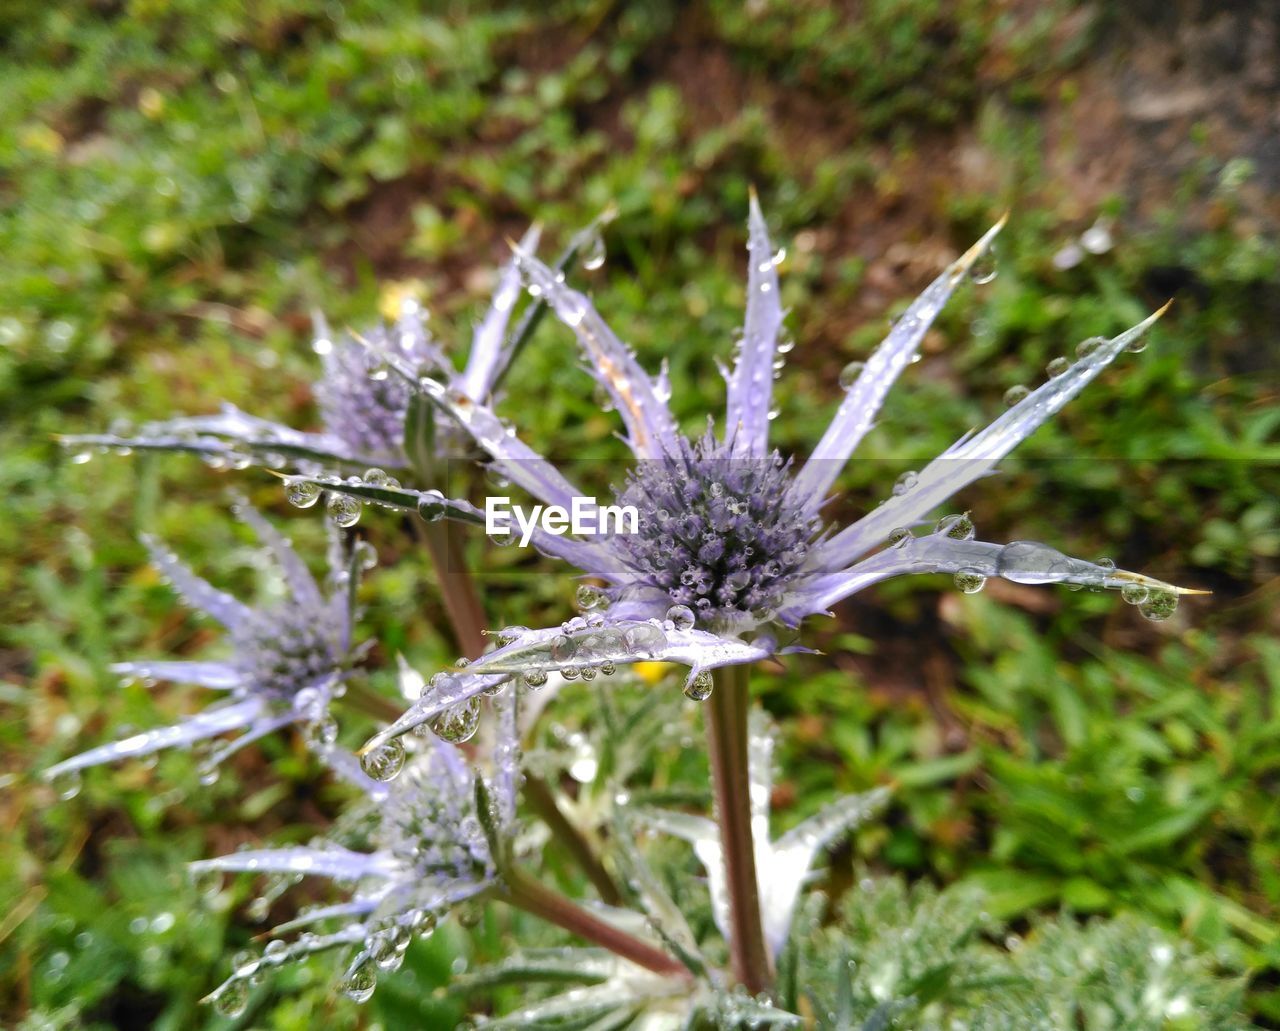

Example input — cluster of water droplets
[284,466,407,528]
[1001,331,1146,408]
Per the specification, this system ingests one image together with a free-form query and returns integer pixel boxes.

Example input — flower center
[612,431,820,630]
[375,758,491,879]
[234,608,340,700]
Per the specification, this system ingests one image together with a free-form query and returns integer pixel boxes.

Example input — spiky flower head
[42,502,361,794]
[56,224,544,474]
[289,198,1202,753]
[193,690,520,1016]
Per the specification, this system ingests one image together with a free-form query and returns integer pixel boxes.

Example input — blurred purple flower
[44,502,362,790]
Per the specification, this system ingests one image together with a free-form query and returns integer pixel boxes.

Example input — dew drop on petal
[575,584,607,611]
[936,513,975,541]
[359,739,406,782]
[968,252,998,285]
[285,480,321,509]
[886,527,912,549]
[1046,357,1070,378]
[51,769,82,801]
[954,570,987,594]
[326,493,361,528]
[549,635,577,662]
[214,979,250,1017]
[665,604,695,631]
[1076,336,1105,360]
[891,471,918,497]
[304,714,339,749]
[429,697,481,743]
[1120,583,1150,606]
[339,959,377,1003]
[580,229,606,271]
[362,467,389,487]
[683,670,714,701]
[1003,384,1030,407]
[521,669,548,690]
[560,665,581,681]
[1139,590,1178,622]
[1126,334,1149,354]
[838,361,865,390]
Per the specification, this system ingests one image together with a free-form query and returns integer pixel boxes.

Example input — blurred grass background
[1,1,1278,1026]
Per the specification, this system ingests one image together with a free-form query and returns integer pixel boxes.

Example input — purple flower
[58,226,543,473]
[43,502,361,792]
[192,691,520,1016]
[295,199,1201,752]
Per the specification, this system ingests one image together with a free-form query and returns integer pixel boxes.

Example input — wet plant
[42,200,1249,1029]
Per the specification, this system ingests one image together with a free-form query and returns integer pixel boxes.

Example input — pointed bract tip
[955,214,1009,272]
[598,199,620,223]
[1155,297,1175,318]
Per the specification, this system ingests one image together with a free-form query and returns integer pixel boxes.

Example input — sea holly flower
[57,224,547,475]
[294,197,1201,750]
[194,690,522,1017]
[43,502,363,795]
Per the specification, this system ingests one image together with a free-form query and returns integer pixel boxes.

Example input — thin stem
[706,663,771,995]
[501,868,689,980]
[414,517,488,661]
[523,774,623,907]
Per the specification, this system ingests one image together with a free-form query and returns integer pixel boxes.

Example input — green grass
[2,1,1277,1026]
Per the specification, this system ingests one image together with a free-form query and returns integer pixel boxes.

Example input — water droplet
[1075,336,1105,360]
[665,604,695,631]
[1126,334,1148,354]
[430,697,481,743]
[359,739,406,782]
[935,513,975,541]
[968,250,998,285]
[580,665,598,681]
[326,493,361,528]
[214,979,250,1017]
[561,665,581,680]
[1120,583,1149,606]
[886,527,912,548]
[1003,384,1030,407]
[954,570,987,594]
[363,467,389,487]
[1139,590,1178,622]
[575,584,606,611]
[549,635,576,662]
[580,229,606,271]
[599,660,616,676]
[1046,356,1069,378]
[490,529,516,547]
[304,715,339,749]
[838,361,865,389]
[417,489,446,521]
[891,471,918,496]
[285,479,321,508]
[191,866,222,902]
[684,670,714,701]
[521,669,548,690]
[51,769,82,801]
[339,959,377,1003]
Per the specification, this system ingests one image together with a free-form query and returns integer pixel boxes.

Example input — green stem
[523,774,623,907]
[413,511,625,906]
[706,663,771,995]
[415,517,488,661]
[501,867,689,980]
